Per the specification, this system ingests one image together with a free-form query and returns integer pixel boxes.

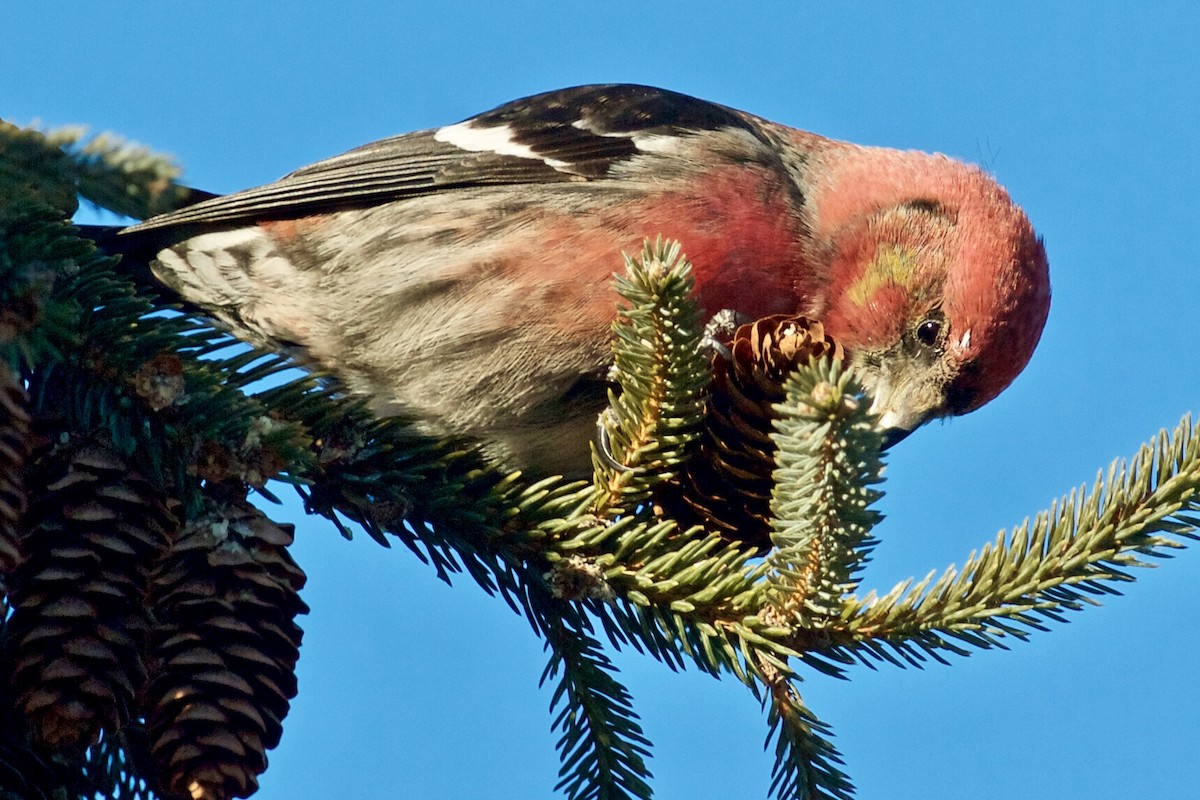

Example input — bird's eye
[916,318,942,346]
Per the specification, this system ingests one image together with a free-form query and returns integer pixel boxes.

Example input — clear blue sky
[5,2,1199,798]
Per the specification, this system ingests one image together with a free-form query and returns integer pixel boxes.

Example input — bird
[109,83,1051,478]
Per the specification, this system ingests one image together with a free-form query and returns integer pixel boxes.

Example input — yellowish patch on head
[846,245,920,306]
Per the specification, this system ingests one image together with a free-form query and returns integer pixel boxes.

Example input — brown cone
[5,434,176,750]
[659,315,844,550]
[145,496,307,800]
[0,363,31,583]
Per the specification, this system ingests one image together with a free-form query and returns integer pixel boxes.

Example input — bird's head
[806,145,1050,445]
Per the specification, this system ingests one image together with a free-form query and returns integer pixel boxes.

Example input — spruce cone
[5,436,176,750]
[0,363,31,582]
[145,497,307,800]
[660,315,844,550]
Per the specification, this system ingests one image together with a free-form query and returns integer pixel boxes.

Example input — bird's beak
[880,425,915,449]
[868,382,935,450]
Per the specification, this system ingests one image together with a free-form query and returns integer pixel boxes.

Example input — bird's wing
[123,84,763,235]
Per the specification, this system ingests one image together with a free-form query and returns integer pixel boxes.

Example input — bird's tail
[76,223,126,251]
[77,223,172,296]
[77,185,219,296]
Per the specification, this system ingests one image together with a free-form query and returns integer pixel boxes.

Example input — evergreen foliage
[1,120,1198,799]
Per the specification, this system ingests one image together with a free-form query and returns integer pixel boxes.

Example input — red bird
[119,84,1050,477]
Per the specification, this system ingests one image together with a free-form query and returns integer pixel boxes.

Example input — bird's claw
[702,308,748,360]
[594,410,632,472]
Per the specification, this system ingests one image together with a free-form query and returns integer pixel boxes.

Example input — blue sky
[5,2,1200,798]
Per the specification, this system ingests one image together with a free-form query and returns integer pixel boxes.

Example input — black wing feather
[124,84,757,235]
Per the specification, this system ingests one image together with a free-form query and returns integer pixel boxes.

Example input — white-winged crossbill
[116,84,1050,477]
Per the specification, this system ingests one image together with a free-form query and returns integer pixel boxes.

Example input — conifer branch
[761,672,852,800]
[835,414,1200,663]
[82,726,156,800]
[591,239,708,516]
[16,214,311,509]
[538,594,653,800]
[764,361,884,621]
[1,121,199,221]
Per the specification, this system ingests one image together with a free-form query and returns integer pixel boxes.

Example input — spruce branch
[765,360,884,622]
[538,595,654,800]
[1,121,201,221]
[55,129,195,220]
[835,414,1200,664]
[0,204,313,514]
[592,238,708,516]
[0,122,81,216]
[557,239,787,684]
[82,726,157,800]
[278,382,534,601]
[761,674,852,800]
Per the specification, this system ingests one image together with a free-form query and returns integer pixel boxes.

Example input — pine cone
[660,315,844,550]
[145,496,307,800]
[5,435,176,750]
[0,363,31,582]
